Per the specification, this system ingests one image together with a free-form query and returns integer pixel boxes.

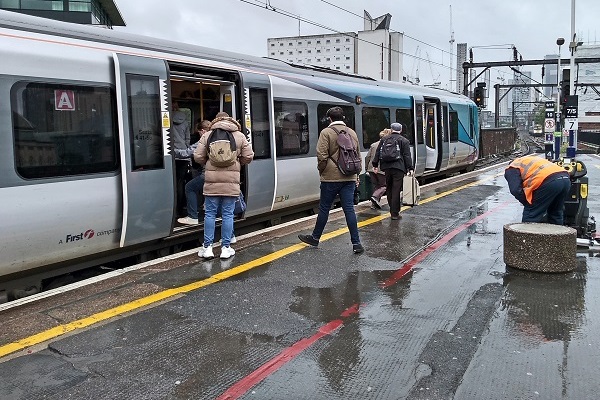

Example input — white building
[575,44,600,114]
[511,70,533,124]
[267,11,403,82]
[267,33,357,73]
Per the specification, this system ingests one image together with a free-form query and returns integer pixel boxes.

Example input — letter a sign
[54,90,75,111]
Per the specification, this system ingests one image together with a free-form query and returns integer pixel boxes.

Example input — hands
[373,167,379,174]
[406,170,414,176]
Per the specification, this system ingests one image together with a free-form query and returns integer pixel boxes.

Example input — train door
[424,102,438,170]
[113,53,174,247]
[439,101,450,171]
[239,71,276,216]
[413,97,426,176]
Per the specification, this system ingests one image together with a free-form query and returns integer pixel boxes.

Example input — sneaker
[391,213,401,220]
[298,234,319,247]
[220,246,236,259]
[230,234,237,244]
[353,243,365,254]
[370,196,382,209]
[199,245,214,259]
[178,216,198,225]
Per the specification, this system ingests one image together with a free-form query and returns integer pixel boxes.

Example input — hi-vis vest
[508,155,567,204]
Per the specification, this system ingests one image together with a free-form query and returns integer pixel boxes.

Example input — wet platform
[2,155,600,399]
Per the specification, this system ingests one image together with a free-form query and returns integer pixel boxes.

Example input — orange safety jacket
[507,156,567,204]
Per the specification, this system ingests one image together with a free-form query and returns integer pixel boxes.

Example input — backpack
[379,135,401,162]
[207,128,237,167]
[331,126,361,175]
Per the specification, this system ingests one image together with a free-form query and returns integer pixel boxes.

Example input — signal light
[473,86,484,108]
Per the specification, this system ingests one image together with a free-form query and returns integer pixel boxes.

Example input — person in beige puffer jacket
[194,112,254,260]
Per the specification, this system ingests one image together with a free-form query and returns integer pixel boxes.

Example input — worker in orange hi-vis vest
[504,155,571,225]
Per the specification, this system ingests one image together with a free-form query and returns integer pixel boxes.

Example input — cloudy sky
[114,0,599,91]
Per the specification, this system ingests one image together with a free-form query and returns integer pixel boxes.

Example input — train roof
[0,10,473,104]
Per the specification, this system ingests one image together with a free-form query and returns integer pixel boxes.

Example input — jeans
[204,196,236,247]
[175,159,189,216]
[312,181,361,245]
[522,175,571,225]
[185,173,204,219]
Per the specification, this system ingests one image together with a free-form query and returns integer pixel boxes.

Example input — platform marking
[216,199,509,399]
[0,173,501,359]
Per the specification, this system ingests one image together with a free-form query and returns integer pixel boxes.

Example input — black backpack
[379,135,401,162]
[331,126,361,175]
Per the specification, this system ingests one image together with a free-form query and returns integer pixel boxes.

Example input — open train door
[114,53,174,247]
[413,96,426,176]
[238,71,276,217]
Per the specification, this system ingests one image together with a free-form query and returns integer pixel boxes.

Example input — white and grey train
[0,11,479,300]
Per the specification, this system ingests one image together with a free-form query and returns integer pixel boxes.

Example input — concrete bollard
[503,223,577,272]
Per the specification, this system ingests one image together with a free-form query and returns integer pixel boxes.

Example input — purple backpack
[331,126,361,175]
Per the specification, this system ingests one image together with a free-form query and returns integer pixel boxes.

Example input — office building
[456,43,467,94]
[267,11,403,82]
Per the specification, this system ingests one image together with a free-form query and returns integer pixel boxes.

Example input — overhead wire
[238,0,452,75]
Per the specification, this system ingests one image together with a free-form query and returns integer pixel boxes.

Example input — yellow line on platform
[0,173,500,358]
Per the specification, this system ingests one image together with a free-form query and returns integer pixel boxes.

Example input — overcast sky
[114,0,600,91]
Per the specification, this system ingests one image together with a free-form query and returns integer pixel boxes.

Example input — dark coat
[372,133,413,173]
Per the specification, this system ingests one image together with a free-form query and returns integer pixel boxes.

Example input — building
[267,32,357,74]
[267,11,403,82]
[0,0,125,27]
[456,43,467,94]
[511,70,533,126]
[543,54,559,100]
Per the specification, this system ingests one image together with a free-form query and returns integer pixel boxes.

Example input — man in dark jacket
[372,122,414,220]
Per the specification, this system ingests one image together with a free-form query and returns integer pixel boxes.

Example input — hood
[172,110,187,125]
[210,116,242,132]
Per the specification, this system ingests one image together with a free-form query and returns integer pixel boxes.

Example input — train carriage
[0,10,479,300]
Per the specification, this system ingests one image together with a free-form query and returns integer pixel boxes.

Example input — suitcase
[402,175,420,206]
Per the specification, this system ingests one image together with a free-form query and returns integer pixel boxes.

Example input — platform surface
[2,155,600,399]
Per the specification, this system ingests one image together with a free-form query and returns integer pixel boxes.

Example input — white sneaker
[178,216,198,225]
[218,235,237,245]
[199,245,214,259]
[220,246,236,259]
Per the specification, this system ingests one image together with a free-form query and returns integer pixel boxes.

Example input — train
[0,11,479,301]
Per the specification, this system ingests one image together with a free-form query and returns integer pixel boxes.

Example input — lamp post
[555,37,565,159]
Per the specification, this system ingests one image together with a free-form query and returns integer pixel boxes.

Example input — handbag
[234,192,247,215]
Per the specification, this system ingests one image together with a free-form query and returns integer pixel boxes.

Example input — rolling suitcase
[402,175,420,206]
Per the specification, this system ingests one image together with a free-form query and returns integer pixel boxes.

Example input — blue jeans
[312,181,361,245]
[185,173,204,219]
[522,175,571,225]
[204,196,236,247]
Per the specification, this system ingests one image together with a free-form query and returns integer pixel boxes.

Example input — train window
[396,108,415,146]
[449,111,459,142]
[11,81,118,179]
[317,104,355,134]
[249,88,271,159]
[415,104,425,145]
[126,75,163,171]
[442,105,449,143]
[274,101,309,156]
[362,107,390,148]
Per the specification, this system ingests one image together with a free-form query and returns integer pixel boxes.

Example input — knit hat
[390,122,402,133]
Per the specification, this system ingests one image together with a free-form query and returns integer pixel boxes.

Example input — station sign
[565,118,578,131]
[565,106,578,119]
[545,101,555,109]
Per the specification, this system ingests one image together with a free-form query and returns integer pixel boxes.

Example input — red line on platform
[218,201,509,399]
[380,201,510,288]
[217,305,360,400]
